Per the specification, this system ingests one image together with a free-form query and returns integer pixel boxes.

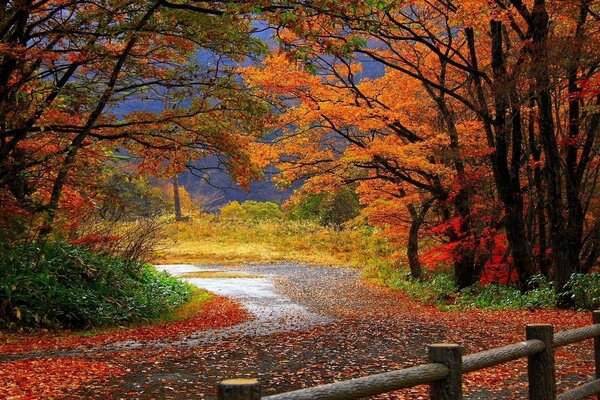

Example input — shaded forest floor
[0,263,596,399]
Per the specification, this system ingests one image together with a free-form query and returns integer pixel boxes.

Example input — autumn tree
[0,0,270,240]
[247,0,600,292]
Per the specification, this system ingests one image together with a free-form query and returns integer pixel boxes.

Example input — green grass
[369,264,560,310]
[159,286,211,322]
[0,241,193,330]
[154,213,599,311]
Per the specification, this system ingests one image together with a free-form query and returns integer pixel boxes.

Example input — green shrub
[565,273,600,310]
[287,193,325,222]
[363,258,401,286]
[379,266,559,310]
[220,201,283,221]
[220,201,249,220]
[0,241,191,330]
[456,286,547,310]
[525,275,559,308]
[397,273,457,304]
[287,189,361,228]
[240,201,284,220]
[364,259,457,304]
[320,189,361,227]
[452,275,557,310]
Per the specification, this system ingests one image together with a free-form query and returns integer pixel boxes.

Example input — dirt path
[2,263,595,399]
[84,263,457,399]
[154,264,334,345]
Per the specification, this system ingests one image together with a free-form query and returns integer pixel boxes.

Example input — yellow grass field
[153,215,390,267]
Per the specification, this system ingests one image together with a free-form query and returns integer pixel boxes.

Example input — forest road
[77,263,518,399]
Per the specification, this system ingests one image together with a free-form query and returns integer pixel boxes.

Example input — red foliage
[421,241,462,269]
[429,216,463,237]
[479,233,518,285]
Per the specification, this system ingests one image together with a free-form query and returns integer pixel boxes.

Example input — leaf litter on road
[1,263,596,399]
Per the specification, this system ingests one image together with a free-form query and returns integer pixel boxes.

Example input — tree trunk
[530,0,570,293]
[406,201,432,280]
[489,20,535,289]
[37,132,88,242]
[563,1,590,277]
[527,96,549,277]
[434,85,479,288]
[454,258,477,289]
[173,175,183,221]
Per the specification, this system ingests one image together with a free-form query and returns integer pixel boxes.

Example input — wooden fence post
[526,324,556,400]
[429,343,463,400]
[218,378,261,400]
[594,310,600,400]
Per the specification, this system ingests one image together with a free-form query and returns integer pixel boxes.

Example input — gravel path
[155,264,334,345]
[74,263,518,399]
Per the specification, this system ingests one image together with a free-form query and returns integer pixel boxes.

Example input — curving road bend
[155,264,334,345]
[84,263,524,399]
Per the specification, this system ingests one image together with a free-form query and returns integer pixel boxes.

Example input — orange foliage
[243,0,600,287]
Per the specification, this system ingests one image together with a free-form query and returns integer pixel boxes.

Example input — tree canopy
[0,0,270,238]
[2,0,600,296]
[242,0,600,292]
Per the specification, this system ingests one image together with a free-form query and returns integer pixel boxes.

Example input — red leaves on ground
[1,267,596,399]
[0,295,250,355]
[0,295,250,399]
[0,357,124,400]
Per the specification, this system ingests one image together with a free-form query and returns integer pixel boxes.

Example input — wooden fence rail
[218,310,600,400]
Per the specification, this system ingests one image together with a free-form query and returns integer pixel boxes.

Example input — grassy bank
[369,263,600,310]
[0,241,193,330]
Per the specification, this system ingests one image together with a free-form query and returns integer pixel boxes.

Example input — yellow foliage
[166,183,196,215]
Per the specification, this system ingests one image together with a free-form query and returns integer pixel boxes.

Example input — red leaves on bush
[479,233,518,285]
[68,234,121,246]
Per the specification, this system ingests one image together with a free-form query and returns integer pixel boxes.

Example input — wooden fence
[217,310,600,400]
